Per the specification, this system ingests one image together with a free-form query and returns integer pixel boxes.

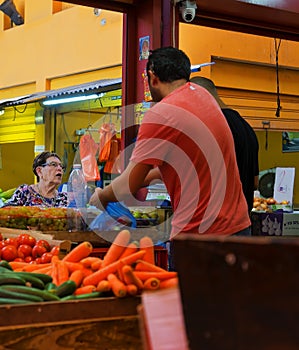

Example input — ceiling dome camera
[179,0,197,23]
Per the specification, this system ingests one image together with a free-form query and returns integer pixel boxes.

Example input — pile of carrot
[9,230,178,298]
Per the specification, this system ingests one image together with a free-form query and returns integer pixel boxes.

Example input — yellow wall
[0,2,123,90]
[179,24,299,131]
[0,2,123,190]
[0,142,34,192]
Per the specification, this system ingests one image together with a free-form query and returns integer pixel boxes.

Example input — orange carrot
[126,284,138,296]
[96,280,111,293]
[135,259,166,273]
[117,267,124,282]
[31,266,52,275]
[120,249,146,266]
[139,236,155,265]
[65,261,84,273]
[62,241,93,263]
[118,241,139,260]
[107,273,127,298]
[101,229,131,267]
[159,277,178,289]
[21,263,52,272]
[80,257,102,268]
[81,267,93,278]
[51,259,59,286]
[83,250,146,287]
[74,285,97,295]
[56,260,69,286]
[134,271,177,281]
[143,277,160,290]
[122,265,143,290]
[69,269,85,287]
[9,261,29,270]
[91,259,103,271]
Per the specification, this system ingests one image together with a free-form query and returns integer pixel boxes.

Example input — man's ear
[148,70,159,86]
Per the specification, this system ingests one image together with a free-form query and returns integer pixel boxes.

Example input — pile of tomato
[0,233,59,263]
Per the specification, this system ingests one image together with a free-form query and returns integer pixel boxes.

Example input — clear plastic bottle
[67,164,87,209]
[67,164,87,231]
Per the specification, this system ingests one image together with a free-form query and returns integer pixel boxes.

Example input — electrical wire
[274,38,282,118]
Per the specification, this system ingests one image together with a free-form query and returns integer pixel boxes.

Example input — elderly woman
[5,151,67,207]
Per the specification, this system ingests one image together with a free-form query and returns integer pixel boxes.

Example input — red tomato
[51,245,60,256]
[35,257,42,264]
[17,244,33,259]
[14,257,24,262]
[24,255,34,263]
[17,233,36,247]
[0,233,3,241]
[32,244,47,259]
[4,237,19,248]
[40,252,53,264]
[1,245,18,261]
[36,239,51,252]
[0,241,5,250]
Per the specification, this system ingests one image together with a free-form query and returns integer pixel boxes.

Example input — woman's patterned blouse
[4,184,67,208]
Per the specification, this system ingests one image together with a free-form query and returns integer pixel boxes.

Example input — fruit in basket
[32,245,48,259]
[266,197,276,205]
[17,245,33,259]
[1,245,18,261]
[17,234,36,248]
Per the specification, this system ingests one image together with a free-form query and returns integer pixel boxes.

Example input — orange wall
[0,2,123,92]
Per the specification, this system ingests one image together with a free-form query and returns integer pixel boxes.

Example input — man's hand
[89,187,107,211]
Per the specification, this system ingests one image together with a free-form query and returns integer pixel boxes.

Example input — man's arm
[89,161,154,209]
[142,167,162,186]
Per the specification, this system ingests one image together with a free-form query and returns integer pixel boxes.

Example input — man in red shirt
[90,47,250,239]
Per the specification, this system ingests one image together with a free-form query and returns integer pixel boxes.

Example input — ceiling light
[191,62,215,72]
[42,93,104,106]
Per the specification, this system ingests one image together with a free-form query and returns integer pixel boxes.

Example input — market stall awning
[0,78,122,108]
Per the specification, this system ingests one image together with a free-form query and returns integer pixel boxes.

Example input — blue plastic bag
[89,202,136,231]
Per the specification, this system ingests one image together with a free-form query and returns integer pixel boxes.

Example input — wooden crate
[0,297,142,350]
[173,235,299,350]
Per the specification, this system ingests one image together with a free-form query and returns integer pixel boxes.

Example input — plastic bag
[89,202,136,231]
[79,134,100,181]
[99,123,116,162]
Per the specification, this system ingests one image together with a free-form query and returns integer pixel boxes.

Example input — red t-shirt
[130,82,250,238]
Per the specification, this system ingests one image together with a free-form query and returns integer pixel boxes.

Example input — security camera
[179,0,197,23]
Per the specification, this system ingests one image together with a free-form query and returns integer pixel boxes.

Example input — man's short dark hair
[147,46,191,83]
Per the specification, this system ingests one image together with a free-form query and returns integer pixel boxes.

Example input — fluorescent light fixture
[43,93,104,106]
[191,62,215,73]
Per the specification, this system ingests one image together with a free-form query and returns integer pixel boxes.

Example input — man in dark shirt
[191,76,259,212]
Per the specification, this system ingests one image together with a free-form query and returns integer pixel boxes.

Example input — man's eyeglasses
[41,161,66,171]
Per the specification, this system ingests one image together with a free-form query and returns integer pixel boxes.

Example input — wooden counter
[0,296,142,349]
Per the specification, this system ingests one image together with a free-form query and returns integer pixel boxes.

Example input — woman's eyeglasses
[41,161,66,171]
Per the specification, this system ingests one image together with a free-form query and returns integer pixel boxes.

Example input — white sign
[273,167,295,205]
[34,145,45,153]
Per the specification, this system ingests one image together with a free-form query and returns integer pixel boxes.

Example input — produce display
[252,197,290,212]
[0,233,59,264]
[0,187,16,203]
[0,206,80,231]
[130,208,159,227]
[0,230,177,305]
